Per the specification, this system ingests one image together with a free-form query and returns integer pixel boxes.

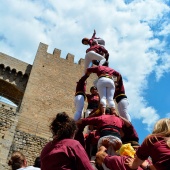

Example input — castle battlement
[0,42,96,169]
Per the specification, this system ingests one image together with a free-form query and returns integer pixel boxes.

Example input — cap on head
[82,38,89,45]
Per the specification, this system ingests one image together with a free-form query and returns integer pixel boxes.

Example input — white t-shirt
[18,166,40,170]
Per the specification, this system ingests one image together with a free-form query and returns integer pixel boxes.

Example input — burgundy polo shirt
[80,114,125,137]
[87,65,119,77]
[41,138,94,170]
[104,155,143,170]
[136,136,170,170]
[86,44,108,56]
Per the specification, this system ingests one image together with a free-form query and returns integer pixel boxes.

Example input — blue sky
[0,0,170,144]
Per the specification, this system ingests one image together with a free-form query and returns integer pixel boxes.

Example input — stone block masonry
[0,42,97,167]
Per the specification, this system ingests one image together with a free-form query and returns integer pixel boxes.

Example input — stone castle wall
[0,102,18,170]
[0,42,97,168]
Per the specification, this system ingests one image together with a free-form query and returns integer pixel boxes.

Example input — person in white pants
[86,64,117,115]
[74,73,89,121]
[84,40,109,73]
[114,74,131,121]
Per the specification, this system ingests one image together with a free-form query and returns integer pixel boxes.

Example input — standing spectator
[8,151,40,170]
[40,112,95,170]
[126,118,170,170]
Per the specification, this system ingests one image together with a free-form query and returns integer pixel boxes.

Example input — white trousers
[85,109,93,118]
[117,98,131,122]
[97,77,115,108]
[84,51,106,73]
[98,135,122,155]
[74,95,84,121]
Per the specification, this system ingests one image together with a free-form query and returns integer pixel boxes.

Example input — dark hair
[8,151,25,170]
[82,38,89,44]
[102,61,109,66]
[34,156,41,168]
[90,86,97,91]
[50,112,77,140]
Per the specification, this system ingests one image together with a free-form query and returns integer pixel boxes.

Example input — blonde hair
[8,151,26,170]
[146,118,170,147]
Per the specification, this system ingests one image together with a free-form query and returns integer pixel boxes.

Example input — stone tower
[0,42,97,169]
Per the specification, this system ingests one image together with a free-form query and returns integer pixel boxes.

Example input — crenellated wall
[0,42,97,168]
[0,53,31,105]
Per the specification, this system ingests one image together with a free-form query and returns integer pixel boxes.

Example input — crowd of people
[8,31,170,170]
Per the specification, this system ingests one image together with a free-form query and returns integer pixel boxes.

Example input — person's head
[8,151,27,170]
[82,38,89,45]
[33,156,41,168]
[146,118,170,147]
[102,61,109,67]
[152,118,170,136]
[105,107,111,114]
[50,112,77,140]
[90,86,98,94]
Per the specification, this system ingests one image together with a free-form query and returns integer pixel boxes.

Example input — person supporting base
[114,73,131,121]
[74,73,89,121]
[86,65,116,115]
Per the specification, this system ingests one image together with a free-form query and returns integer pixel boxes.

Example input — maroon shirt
[40,138,94,170]
[79,114,125,137]
[86,44,109,58]
[75,74,89,94]
[104,155,143,170]
[114,74,126,99]
[88,32,105,47]
[121,123,139,144]
[136,136,170,170]
[87,65,119,77]
[86,93,100,109]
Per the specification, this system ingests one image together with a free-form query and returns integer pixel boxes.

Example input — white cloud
[155,53,170,80]
[166,112,170,118]
[0,0,169,131]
